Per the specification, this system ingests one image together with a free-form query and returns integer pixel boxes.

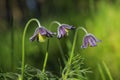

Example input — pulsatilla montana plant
[20,18,101,80]
[29,27,55,42]
[57,24,75,39]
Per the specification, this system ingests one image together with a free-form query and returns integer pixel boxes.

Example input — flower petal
[29,34,37,42]
[89,37,97,47]
[81,33,101,48]
[61,24,75,30]
[81,36,89,48]
[57,26,66,38]
[38,27,47,35]
[57,24,75,39]
[89,33,101,42]
[29,27,55,42]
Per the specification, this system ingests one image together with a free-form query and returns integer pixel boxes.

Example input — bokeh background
[0,0,120,80]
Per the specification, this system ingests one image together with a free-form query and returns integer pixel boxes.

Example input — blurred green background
[0,0,120,80]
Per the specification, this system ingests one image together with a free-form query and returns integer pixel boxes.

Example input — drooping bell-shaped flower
[81,33,101,48]
[30,27,55,42]
[57,24,75,39]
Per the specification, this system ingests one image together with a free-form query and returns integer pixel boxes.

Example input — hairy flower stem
[21,18,41,80]
[50,21,61,27]
[49,21,67,64]
[42,21,61,73]
[42,39,49,73]
[57,41,67,64]
[63,27,88,80]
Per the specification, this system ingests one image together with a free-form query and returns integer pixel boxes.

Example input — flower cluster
[30,21,101,48]
[30,24,75,41]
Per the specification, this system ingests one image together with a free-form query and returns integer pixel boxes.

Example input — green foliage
[23,65,58,80]
[62,54,90,80]
[0,64,58,80]
[0,72,20,80]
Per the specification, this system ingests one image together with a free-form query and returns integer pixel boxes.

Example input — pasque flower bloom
[57,24,75,39]
[30,27,55,42]
[81,33,101,48]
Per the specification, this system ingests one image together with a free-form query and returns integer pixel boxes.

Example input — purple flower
[57,24,75,39]
[81,33,101,48]
[30,27,55,42]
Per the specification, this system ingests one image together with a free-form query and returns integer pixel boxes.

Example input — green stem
[98,64,106,80]
[50,21,61,27]
[102,61,113,80]
[42,39,49,73]
[57,41,67,64]
[49,21,67,64]
[50,21,66,60]
[21,18,41,80]
[63,27,88,80]
[41,21,60,73]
